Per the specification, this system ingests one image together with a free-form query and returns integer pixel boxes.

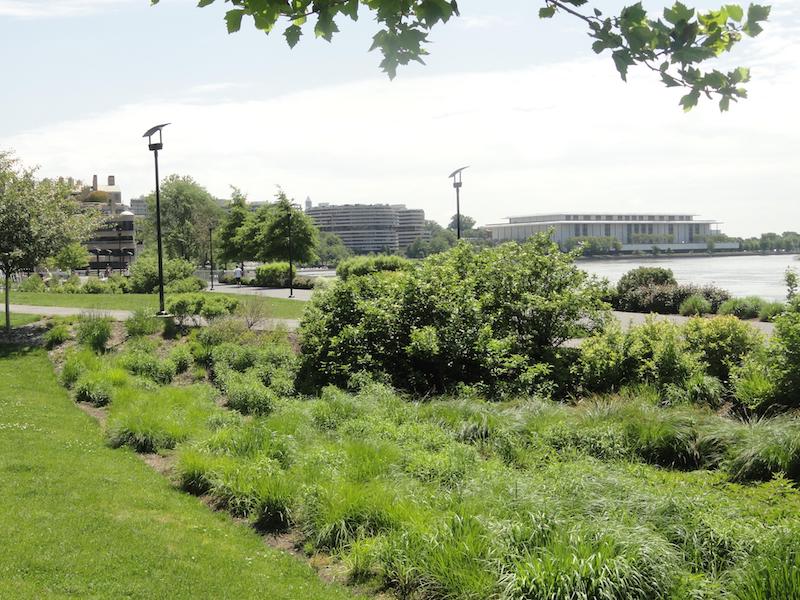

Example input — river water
[578,254,799,302]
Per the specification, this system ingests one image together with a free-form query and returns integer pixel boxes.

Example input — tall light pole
[114,224,123,274]
[208,226,215,291]
[448,166,469,240]
[143,123,170,315]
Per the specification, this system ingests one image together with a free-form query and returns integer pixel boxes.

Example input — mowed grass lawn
[0,345,355,600]
[1,313,41,328]
[9,291,306,320]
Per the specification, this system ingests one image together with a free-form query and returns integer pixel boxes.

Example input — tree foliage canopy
[154,0,771,110]
[145,175,224,263]
[0,153,102,330]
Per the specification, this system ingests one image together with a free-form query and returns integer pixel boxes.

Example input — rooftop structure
[485,213,738,252]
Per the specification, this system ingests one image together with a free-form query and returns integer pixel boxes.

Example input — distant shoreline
[576,251,800,262]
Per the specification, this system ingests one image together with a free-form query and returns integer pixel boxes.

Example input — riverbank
[577,251,799,262]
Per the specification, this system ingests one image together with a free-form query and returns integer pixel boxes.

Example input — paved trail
[7,304,300,331]
[8,303,774,337]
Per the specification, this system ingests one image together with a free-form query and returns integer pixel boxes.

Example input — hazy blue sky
[2,0,798,236]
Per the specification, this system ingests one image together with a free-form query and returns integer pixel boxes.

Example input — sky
[1,0,798,237]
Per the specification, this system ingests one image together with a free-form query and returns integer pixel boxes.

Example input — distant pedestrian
[104,265,112,279]
[234,265,243,287]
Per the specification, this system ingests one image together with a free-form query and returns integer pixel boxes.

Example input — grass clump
[124,308,161,337]
[759,301,785,322]
[107,384,221,453]
[74,371,114,406]
[679,294,712,316]
[218,370,276,416]
[76,313,112,352]
[44,323,71,349]
[718,296,766,320]
[727,417,800,483]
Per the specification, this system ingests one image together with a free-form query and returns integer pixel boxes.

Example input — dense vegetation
[0,346,354,599]
[18,237,800,599]
[46,301,800,600]
[303,236,607,396]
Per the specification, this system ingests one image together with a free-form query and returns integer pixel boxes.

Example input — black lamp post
[114,224,123,274]
[448,166,469,240]
[91,248,101,276]
[143,123,170,315]
[208,226,215,291]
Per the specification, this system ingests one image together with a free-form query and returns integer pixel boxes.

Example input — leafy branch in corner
[152,0,770,111]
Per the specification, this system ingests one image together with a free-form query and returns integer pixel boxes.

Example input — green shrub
[74,372,114,406]
[728,532,800,600]
[117,344,177,384]
[759,301,785,322]
[76,313,113,352]
[169,344,193,373]
[617,266,676,297]
[718,296,766,320]
[336,255,413,280]
[255,263,295,287]
[575,323,630,393]
[60,349,99,388]
[124,308,161,337]
[107,385,220,452]
[617,283,730,314]
[18,274,46,292]
[44,323,71,349]
[166,293,238,327]
[164,276,207,294]
[727,416,800,482]
[127,252,196,293]
[626,319,701,390]
[211,343,260,373]
[196,316,248,347]
[81,277,111,294]
[219,371,276,416]
[770,311,800,407]
[300,236,607,396]
[683,316,763,382]
[679,294,712,316]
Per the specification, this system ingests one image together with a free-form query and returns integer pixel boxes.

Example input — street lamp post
[91,248,101,276]
[143,123,170,315]
[448,166,469,240]
[115,224,123,274]
[209,226,215,291]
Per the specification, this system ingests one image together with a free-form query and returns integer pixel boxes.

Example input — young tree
[447,214,476,232]
[317,232,352,266]
[258,192,319,264]
[54,242,90,273]
[145,175,224,263]
[0,154,101,332]
[217,187,251,266]
[154,1,770,111]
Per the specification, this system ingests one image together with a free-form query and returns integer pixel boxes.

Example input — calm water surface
[579,254,799,301]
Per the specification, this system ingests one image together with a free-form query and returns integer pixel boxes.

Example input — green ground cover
[9,291,306,319]
[0,345,355,600]
[54,312,800,600]
[0,312,40,328]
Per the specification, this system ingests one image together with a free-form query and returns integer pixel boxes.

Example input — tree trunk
[4,272,10,333]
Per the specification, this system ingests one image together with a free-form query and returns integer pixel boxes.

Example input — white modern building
[485,213,739,252]
[306,202,427,253]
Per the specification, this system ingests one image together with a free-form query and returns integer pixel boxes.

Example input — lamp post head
[143,123,170,151]
[448,165,469,189]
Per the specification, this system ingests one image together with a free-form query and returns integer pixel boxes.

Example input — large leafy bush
[336,255,413,280]
[255,262,295,287]
[299,236,608,396]
[127,252,196,293]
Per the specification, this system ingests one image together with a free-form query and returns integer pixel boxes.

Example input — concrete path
[208,284,314,301]
[612,310,775,335]
[8,304,774,337]
[8,304,300,331]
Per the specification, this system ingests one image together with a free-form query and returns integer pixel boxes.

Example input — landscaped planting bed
[47,305,800,600]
